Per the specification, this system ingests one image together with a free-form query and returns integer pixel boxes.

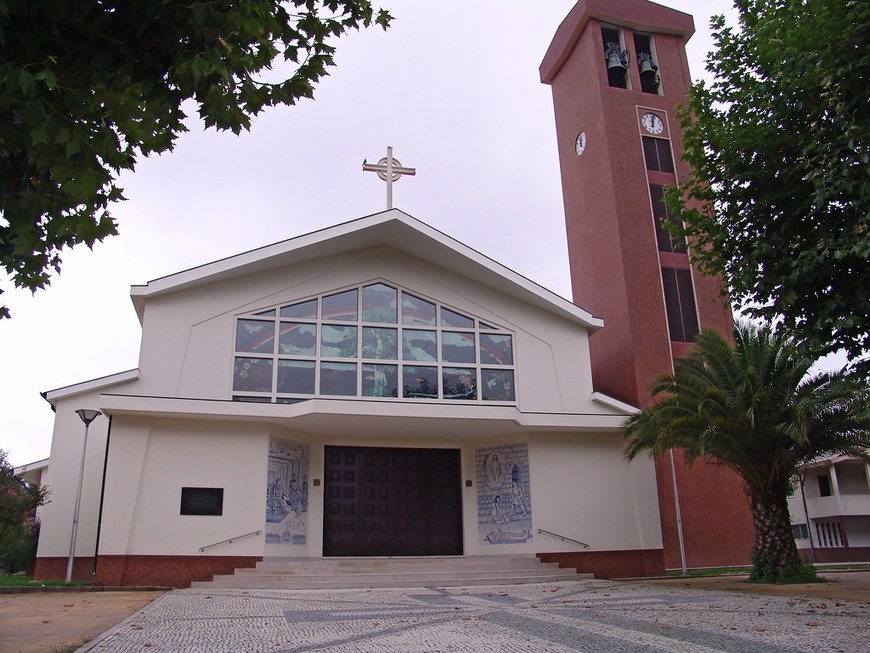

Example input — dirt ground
[0,590,165,653]
[630,570,870,604]
[0,572,867,653]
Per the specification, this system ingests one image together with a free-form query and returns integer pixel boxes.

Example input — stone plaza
[79,580,868,653]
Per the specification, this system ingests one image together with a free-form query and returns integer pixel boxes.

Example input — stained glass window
[236,320,275,354]
[320,362,357,395]
[279,322,316,355]
[280,299,317,319]
[481,369,515,401]
[362,327,398,359]
[321,325,358,357]
[443,367,477,400]
[362,364,398,397]
[480,333,513,365]
[403,330,437,361]
[322,289,358,321]
[277,360,315,394]
[442,332,475,363]
[233,282,516,403]
[402,293,436,325]
[403,366,438,398]
[441,307,474,329]
[362,283,397,323]
[233,357,273,393]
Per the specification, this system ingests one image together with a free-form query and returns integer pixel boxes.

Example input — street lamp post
[66,409,102,583]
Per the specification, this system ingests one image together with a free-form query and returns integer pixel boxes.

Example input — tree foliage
[624,322,870,582]
[0,450,47,573]
[670,0,870,363]
[0,0,391,317]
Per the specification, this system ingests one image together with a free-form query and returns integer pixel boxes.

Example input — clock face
[641,112,664,135]
[575,131,587,156]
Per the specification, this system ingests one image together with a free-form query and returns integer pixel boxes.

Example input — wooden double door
[324,446,462,557]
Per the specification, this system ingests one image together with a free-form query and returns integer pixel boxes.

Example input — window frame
[642,136,675,173]
[661,268,699,343]
[649,184,686,253]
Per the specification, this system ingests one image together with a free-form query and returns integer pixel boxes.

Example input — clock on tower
[540,0,755,573]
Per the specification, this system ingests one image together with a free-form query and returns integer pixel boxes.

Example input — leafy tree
[624,322,870,582]
[670,0,869,363]
[0,0,391,318]
[0,450,47,573]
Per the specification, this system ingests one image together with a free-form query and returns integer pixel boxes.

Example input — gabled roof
[130,209,603,330]
[540,0,694,84]
[42,369,140,408]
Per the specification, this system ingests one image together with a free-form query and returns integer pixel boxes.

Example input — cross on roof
[362,146,416,209]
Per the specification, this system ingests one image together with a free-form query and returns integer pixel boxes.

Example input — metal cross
[362,146,416,209]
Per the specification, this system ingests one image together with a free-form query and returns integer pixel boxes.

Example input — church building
[33,0,754,587]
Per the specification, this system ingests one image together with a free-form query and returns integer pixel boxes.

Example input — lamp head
[75,409,102,426]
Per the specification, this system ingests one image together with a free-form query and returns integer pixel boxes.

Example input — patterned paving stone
[78,580,869,653]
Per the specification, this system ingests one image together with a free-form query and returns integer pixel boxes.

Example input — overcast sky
[1,0,739,466]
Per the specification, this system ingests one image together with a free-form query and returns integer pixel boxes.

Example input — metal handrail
[537,528,590,549]
[198,529,262,552]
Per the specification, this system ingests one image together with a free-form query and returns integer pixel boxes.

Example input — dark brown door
[324,446,462,556]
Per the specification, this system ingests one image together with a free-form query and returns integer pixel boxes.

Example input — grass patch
[816,563,870,572]
[0,574,91,587]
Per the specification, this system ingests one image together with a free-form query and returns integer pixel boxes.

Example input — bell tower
[541,0,755,571]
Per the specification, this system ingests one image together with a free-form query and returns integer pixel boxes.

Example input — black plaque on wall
[180,487,224,516]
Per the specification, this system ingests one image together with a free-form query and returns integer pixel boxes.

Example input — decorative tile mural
[266,439,309,545]
[476,443,532,544]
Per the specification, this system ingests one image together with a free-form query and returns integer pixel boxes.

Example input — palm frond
[624,320,870,498]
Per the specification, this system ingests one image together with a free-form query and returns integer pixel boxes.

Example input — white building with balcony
[789,455,870,563]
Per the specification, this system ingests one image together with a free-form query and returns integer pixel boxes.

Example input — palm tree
[624,322,870,582]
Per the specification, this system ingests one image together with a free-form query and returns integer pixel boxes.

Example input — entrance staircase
[191,555,589,590]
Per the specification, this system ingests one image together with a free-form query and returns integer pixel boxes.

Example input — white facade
[36,210,662,584]
[789,455,870,561]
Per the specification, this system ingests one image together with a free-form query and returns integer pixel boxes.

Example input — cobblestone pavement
[79,580,868,653]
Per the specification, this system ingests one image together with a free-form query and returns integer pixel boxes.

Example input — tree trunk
[749,489,803,581]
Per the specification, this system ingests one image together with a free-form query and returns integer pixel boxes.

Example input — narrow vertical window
[661,268,698,342]
[633,33,660,94]
[650,184,685,252]
[601,26,628,89]
[642,137,675,173]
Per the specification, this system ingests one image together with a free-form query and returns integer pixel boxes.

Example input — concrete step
[191,555,589,590]
[247,555,557,573]
[197,574,586,590]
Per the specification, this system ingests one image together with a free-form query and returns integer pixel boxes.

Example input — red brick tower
[540,0,755,571]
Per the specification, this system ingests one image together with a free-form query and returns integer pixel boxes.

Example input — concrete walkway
[75,579,868,653]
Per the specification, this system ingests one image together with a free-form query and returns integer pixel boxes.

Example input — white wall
[36,389,112,558]
[88,421,659,559]
[98,418,270,556]
[528,433,662,552]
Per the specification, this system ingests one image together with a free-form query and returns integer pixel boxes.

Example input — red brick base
[537,548,665,579]
[35,555,261,588]
[798,547,870,564]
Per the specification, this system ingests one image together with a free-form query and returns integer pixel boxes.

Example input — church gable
[126,214,606,415]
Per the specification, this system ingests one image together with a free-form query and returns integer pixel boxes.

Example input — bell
[607,51,626,71]
[638,53,659,92]
[639,58,656,76]
[605,43,626,72]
